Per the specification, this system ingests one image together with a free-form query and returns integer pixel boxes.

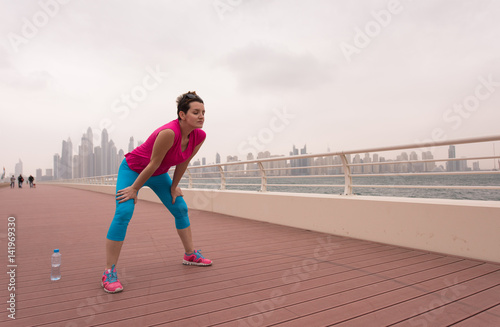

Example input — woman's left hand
[171,186,183,204]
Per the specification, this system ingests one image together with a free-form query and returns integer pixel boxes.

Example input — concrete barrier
[55,183,500,263]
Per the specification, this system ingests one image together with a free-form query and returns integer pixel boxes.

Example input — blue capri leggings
[106,159,190,241]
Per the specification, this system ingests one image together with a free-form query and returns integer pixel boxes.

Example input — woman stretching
[102,91,211,293]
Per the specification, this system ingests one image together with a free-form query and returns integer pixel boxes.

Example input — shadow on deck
[0,184,499,326]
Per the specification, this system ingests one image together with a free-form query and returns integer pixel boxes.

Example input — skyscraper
[94,146,102,176]
[101,129,109,175]
[15,159,23,176]
[61,138,73,179]
[447,145,458,172]
[363,153,372,174]
[109,140,118,174]
[53,153,60,180]
[290,145,309,175]
[128,136,135,153]
[422,151,436,172]
[80,128,94,177]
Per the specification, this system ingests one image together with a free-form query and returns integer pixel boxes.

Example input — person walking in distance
[17,174,24,188]
[102,91,212,294]
[10,175,15,188]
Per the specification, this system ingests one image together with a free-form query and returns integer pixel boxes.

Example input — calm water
[188,173,500,201]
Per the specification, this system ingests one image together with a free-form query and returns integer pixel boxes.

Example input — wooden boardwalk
[1,184,499,327]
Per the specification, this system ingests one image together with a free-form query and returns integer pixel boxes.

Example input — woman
[102,91,211,294]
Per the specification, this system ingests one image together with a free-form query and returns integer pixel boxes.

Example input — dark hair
[176,91,203,120]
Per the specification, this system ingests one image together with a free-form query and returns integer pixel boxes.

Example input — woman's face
[182,101,205,129]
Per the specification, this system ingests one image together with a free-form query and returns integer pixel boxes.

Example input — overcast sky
[1,0,500,176]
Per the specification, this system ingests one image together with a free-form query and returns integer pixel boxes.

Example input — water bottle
[51,249,61,281]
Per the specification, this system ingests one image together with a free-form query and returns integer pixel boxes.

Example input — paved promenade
[1,184,499,326]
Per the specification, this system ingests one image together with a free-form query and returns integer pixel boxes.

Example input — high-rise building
[473,161,480,171]
[61,138,73,179]
[290,145,309,175]
[422,151,436,172]
[94,146,102,176]
[447,145,458,172]
[109,140,118,174]
[80,128,94,177]
[352,154,362,174]
[372,153,379,173]
[101,129,109,175]
[409,151,424,172]
[216,153,221,164]
[15,159,23,176]
[458,157,468,171]
[128,137,135,153]
[53,153,61,180]
[73,155,80,178]
[397,152,409,173]
[363,153,372,174]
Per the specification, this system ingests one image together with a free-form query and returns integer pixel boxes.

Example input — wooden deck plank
[335,269,500,326]
[450,303,500,326]
[1,184,499,327]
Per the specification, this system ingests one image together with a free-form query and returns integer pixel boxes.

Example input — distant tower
[81,128,94,177]
[87,127,94,177]
[447,145,457,172]
[15,159,23,176]
[53,153,61,179]
[101,129,109,175]
[216,153,221,164]
[128,137,135,153]
[61,138,73,179]
[109,140,118,174]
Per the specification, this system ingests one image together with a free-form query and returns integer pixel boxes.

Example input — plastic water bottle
[51,249,61,281]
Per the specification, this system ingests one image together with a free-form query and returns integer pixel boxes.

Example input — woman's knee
[114,200,135,223]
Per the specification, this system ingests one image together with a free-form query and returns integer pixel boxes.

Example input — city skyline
[3,126,499,180]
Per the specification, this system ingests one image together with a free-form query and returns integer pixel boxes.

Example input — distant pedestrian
[17,174,24,188]
[28,175,34,188]
[10,175,15,188]
[102,91,211,294]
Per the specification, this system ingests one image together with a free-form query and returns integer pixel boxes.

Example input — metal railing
[53,135,500,200]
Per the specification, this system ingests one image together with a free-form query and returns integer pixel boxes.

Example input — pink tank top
[125,119,206,176]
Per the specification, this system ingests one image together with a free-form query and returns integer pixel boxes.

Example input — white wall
[57,184,500,263]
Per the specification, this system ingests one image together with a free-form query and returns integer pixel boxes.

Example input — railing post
[258,162,267,192]
[218,165,226,190]
[340,154,353,195]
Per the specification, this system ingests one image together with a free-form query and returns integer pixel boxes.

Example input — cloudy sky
[1,0,500,176]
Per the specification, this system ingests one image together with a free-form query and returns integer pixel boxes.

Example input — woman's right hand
[116,186,138,204]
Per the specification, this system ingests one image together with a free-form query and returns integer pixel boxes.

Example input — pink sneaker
[183,250,212,266]
[101,264,124,293]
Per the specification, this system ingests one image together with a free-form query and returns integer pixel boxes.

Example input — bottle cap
[54,249,59,253]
